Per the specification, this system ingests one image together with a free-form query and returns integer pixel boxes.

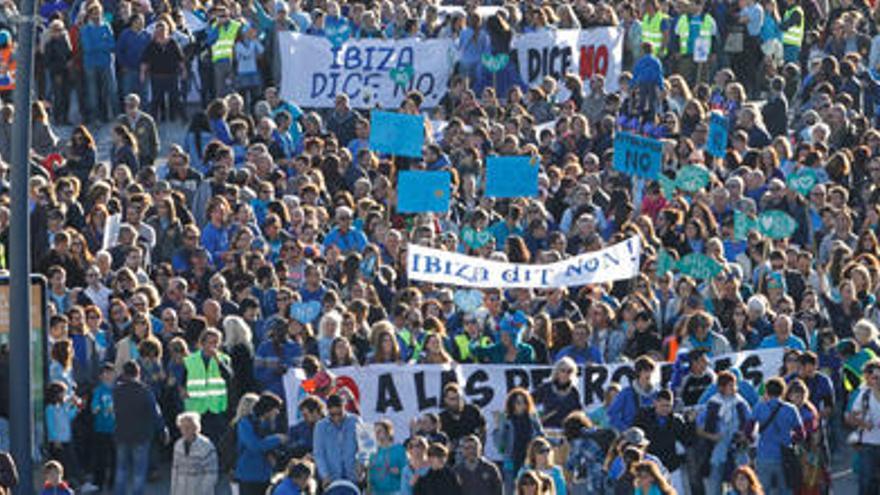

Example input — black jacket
[634,409,693,472]
[112,376,165,444]
[414,467,463,495]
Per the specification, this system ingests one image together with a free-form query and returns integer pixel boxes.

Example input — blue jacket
[554,344,603,365]
[313,414,361,483]
[200,222,230,265]
[608,385,656,432]
[322,227,367,254]
[79,22,116,69]
[116,28,151,70]
[272,478,304,495]
[752,398,803,461]
[631,54,664,89]
[254,339,302,397]
[235,415,285,482]
[91,382,115,433]
[46,402,77,442]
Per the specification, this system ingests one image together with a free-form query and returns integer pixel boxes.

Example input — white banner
[284,349,783,458]
[511,27,624,93]
[278,33,456,109]
[406,236,642,288]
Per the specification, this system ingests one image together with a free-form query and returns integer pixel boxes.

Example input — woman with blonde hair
[223,316,256,409]
[519,437,566,495]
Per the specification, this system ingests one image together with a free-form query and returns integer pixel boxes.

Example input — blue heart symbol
[454,289,484,314]
[290,301,322,324]
[325,23,350,48]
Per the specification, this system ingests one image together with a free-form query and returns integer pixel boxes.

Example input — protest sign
[734,210,798,240]
[453,289,484,314]
[278,33,455,108]
[787,168,819,196]
[407,236,641,288]
[396,171,450,213]
[707,113,728,158]
[658,174,677,200]
[461,227,493,249]
[675,164,711,192]
[284,348,784,458]
[613,133,663,180]
[511,28,624,92]
[485,156,539,198]
[656,249,723,280]
[370,111,425,158]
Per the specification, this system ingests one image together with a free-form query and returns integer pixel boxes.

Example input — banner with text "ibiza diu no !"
[406,236,642,288]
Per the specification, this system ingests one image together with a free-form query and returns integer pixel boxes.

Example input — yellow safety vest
[212,20,241,62]
[642,12,669,56]
[184,351,230,414]
[454,334,491,362]
[675,14,715,55]
[782,6,804,47]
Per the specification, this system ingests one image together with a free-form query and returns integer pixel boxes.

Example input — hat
[621,427,650,447]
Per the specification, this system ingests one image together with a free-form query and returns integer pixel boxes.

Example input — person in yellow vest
[0,29,15,99]
[452,314,493,363]
[674,0,717,84]
[207,5,241,98]
[779,0,804,63]
[641,0,670,59]
[184,328,232,443]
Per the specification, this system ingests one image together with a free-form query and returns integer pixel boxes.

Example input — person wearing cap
[606,426,670,483]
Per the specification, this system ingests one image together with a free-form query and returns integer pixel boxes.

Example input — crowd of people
[2,0,880,493]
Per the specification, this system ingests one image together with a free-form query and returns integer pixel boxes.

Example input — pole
[10,0,37,492]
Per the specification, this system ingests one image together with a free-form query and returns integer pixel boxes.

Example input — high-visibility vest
[642,12,669,56]
[184,351,229,414]
[211,20,241,62]
[675,14,715,54]
[454,334,492,362]
[782,6,804,46]
[0,47,15,92]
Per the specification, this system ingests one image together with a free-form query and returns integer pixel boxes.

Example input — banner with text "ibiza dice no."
[511,27,624,93]
[283,348,783,459]
[407,236,641,288]
[278,32,456,109]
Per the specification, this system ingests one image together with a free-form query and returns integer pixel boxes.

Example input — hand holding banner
[613,132,663,180]
[370,110,425,158]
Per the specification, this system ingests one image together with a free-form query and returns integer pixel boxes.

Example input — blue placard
[369,110,425,158]
[707,113,728,158]
[612,132,662,180]
[485,155,539,198]
[397,170,450,213]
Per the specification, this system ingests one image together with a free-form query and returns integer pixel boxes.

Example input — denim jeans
[756,460,790,495]
[120,67,146,104]
[113,441,150,495]
[858,444,880,495]
[84,66,118,122]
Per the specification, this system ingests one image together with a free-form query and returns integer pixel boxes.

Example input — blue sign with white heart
[290,301,322,324]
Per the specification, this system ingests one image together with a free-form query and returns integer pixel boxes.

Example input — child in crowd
[90,363,116,491]
[45,382,79,488]
[40,460,74,495]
